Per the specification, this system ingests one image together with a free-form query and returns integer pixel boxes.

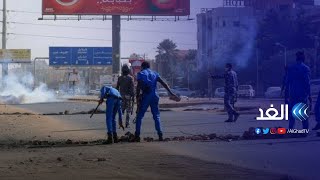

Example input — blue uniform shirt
[285,62,311,99]
[137,68,159,94]
[100,86,121,99]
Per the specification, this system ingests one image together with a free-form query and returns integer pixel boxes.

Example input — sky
[0,0,222,60]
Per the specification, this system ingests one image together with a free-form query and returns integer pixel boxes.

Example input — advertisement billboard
[0,49,31,63]
[42,0,190,16]
[49,47,112,66]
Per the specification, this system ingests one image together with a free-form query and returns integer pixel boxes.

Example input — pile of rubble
[0,128,312,149]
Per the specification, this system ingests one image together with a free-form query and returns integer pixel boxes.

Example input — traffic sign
[49,47,112,66]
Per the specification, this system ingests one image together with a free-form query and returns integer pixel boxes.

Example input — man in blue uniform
[134,61,179,142]
[314,91,320,130]
[285,51,311,129]
[210,63,240,122]
[99,86,124,143]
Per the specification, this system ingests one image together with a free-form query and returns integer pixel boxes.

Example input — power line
[7,21,195,34]
[7,32,197,46]
[7,9,39,14]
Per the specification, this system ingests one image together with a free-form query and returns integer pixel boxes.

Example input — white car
[157,88,168,97]
[238,85,255,98]
[265,87,282,98]
[89,89,100,96]
[214,87,225,98]
[174,88,196,97]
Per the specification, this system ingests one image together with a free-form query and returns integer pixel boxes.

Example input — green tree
[155,39,178,84]
[182,49,197,89]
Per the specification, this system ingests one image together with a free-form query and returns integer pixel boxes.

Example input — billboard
[49,47,112,66]
[0,49,31,63]
[42,0,190,16]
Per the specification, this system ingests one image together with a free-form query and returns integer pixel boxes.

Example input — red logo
[277,128,286,135]
[270,128,277,134]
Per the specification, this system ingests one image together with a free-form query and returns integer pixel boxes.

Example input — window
[223,20,226,27]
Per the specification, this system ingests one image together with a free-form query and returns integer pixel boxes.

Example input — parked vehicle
[173,88,196,97]
[89,89,100,96]
[214,87,225,98]
[157,88,168,97]
[238,85,255,98]
[265,87,282,99]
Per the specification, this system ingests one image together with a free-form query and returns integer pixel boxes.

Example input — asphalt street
[13,100,320,180]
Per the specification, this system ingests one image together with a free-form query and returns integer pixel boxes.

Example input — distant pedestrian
[285,51,311,130]
[210,63,240,122]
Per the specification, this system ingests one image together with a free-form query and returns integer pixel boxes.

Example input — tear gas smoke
[0,72,58,104]
[213,19,257,69]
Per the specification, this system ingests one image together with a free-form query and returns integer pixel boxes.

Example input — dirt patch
[0,105,98,142]
[0,143,286,180]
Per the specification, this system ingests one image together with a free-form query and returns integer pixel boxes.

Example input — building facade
[197,1,318,97]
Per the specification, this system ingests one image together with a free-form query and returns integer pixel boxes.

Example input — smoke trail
[212,16,257,69]
[0,72,58,104]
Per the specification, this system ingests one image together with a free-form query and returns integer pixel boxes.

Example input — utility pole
[2,0,7,78]
[112,15,121,75]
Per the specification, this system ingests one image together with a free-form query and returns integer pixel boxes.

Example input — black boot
[113,133,119,143]
[134,133,141,142]
[107,133,113,144]
[158,133,164,141]
[233,112,240,122]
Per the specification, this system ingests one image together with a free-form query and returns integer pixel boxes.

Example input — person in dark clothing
[210,63,240,122]
[117,64,135,128]
[285,51,311,130]
[313,91,320,130]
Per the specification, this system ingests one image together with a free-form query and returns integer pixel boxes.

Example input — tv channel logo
[262,128,270,134]
[256,103,309,121]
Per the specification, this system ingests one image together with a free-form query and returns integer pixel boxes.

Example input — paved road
[13,101,320,180]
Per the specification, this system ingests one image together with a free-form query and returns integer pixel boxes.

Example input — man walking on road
[117,64,135,128]
[210,63,240,122]
[285,51,311,130]
[134,61,179,142]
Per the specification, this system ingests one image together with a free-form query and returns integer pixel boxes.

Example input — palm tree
[155,39,178,85]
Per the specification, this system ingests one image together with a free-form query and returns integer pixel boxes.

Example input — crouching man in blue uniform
[134,61,179,142]
[99,86,124,143]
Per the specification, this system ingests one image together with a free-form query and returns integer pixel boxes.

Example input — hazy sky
[0,0,222,60]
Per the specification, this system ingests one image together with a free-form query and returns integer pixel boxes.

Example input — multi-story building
[197,0,318,97]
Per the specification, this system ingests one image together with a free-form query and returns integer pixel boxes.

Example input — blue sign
[49,47,112,66]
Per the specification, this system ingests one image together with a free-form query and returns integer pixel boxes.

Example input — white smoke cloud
[0,72,58,104]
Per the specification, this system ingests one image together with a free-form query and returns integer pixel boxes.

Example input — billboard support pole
[112,15,121,75]
[2,0,8,78]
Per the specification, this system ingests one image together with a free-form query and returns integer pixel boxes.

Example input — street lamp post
[275,42,287,66]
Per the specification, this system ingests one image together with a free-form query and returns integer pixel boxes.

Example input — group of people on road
[98,61,179,143]
[209,51,320,132]
[98,51,320,144]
